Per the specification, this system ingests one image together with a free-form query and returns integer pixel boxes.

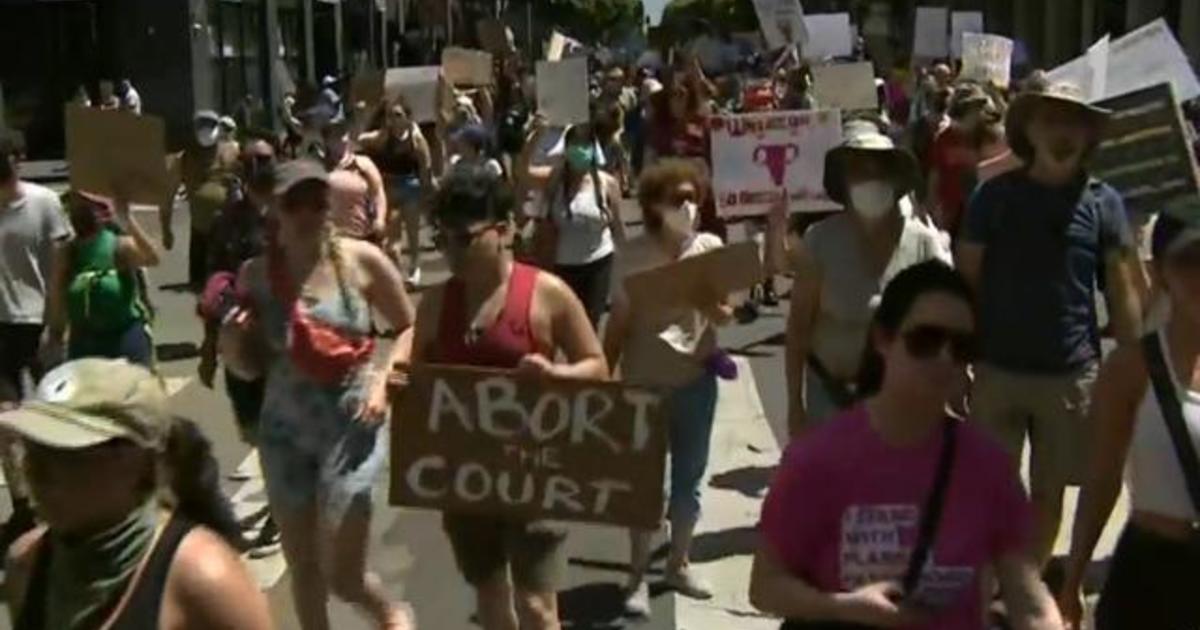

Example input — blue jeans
[666,373,719,527]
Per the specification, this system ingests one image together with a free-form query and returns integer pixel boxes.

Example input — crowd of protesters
[0,16,1199,630]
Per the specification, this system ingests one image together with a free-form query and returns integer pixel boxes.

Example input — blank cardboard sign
[624,241,765,308]
[442,47,494,86]
[65,105,170,205]
[812,62,879,111]
[390,365,668,529]
[385,66,442,123]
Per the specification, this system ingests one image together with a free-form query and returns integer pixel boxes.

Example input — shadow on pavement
[709,465,775,499]
[558,581,666,629]
[689,525,757,564]
[159,282,195,293]
[156,342,200,362]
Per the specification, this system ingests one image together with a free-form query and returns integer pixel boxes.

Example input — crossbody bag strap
[901,417,959,595]
[1142,333,1200,515]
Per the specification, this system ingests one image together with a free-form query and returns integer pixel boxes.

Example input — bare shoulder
[532,268,575,306]
[170,527,248,590]
[5,526,47,590]
[341,237,390,268]
[168,527,271,627]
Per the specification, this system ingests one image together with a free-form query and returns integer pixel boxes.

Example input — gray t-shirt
[0,182,70,324]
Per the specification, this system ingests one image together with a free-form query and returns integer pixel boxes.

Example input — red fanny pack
[268,248,375,385]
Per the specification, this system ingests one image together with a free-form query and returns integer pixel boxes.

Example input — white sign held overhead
[1105,18,1200,102]
[950,11,983,58]
[913,7,949,59]
[384,66,441,123]
[536,58,590,126]
[959,33,1014,88]
[1046,35,1110,102]
[753,0,809,51]
[709,109,844,217]
[811,62,878,111]
[801,13,853,60]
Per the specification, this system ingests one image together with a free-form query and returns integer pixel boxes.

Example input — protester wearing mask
[359,98,434,285]
[1058,213,1200,630]
[177,110,240,290]
[532,123,626,327]
[786,121,950,436]
[219,160,415,629]
[604,160,735,615]
[958,81,1143,570]
[0,131,71,555]
[314,106,389,244]
[402,164,607,630]
[754,261,1062,630]
[927,84,997,241]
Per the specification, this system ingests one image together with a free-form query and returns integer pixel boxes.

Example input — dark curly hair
[433,163,515,226]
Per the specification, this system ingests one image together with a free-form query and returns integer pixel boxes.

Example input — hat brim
[1006,92,1110,161]
[824,146,922,206]
[0,402,136,450]
[273,174,330,198]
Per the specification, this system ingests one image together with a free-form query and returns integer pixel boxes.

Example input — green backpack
[66,229,145,334]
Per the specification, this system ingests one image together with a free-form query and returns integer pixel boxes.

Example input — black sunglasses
[900,325,977,364]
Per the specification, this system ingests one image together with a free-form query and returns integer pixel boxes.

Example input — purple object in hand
[706,350,738,381]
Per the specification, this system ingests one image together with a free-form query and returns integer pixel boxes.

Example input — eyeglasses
[433,223,501,250]
[900,324,977,364]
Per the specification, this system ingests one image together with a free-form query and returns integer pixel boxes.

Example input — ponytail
[160,417,246,548]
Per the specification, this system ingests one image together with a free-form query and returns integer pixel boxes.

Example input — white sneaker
[664,566,713,600]
[406,267,422,287]
[623,580,651,617]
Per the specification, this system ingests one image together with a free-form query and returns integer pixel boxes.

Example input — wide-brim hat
[824,120,921,205]
[1006,81,1110,162]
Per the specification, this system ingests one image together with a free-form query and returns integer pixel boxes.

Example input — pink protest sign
[709,109,844,217]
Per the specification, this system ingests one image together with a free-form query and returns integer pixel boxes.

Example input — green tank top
[67,229,144,334]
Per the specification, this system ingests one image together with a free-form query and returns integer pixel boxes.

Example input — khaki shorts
[971,362,1099,494]
[443,514,568,592]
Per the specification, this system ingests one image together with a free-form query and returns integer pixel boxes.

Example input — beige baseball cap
[0,359,172,451]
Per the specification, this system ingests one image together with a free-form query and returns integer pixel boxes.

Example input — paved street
[0,191,1129,629]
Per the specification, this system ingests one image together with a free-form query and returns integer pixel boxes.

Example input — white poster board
[912,7,949,59]
[1046,35,1110,102]
[709,109,844,217]
[801,13,853,60]
[811,62,878,111]
[1105,18,1200,102]
[384,66,441,122]
[959,33,1014,88]
[536,58,590,126]
[950,11,983,58]
[753,0,809,51]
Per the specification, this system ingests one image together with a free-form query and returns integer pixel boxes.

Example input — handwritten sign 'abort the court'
[390,366,668,529]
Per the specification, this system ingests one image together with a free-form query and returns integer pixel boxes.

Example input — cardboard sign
[64,105,170,205]
[1091,83,1200,219]
[801,13,853,60]
[476,18,511,55]
[390,365,668,528]
[811,62,878,111]
[1105,18,1200,102]
[709,109,844,217]
[753,0,809,51]
[959,33,1013,88]
[949,11,983,58]
[349,68,386,108]
[536,58,590,126]
[912,7,949,59]
[624,241,765,309]
[442,47,493,86]
[384,66,441,122]
[1046,35,1110,102]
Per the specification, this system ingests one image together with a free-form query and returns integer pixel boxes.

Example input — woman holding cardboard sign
[603,159,738,616]
[400,163,607,630]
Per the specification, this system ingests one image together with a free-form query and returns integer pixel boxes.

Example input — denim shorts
[259,420,387,521]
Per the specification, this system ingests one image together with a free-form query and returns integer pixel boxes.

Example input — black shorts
[0,323,44,400]
[443,514,568,591]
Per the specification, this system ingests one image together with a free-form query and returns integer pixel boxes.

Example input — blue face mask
[565,145,595,171]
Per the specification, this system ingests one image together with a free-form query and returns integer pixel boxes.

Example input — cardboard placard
[384,66,441,122]
[1046,35,1110,102]
[959,33,1013,88]
[949,11,983,58]
[624,241,766,309]
[1105,18,1200,102]
[476,18,511,55]
[390,365,668,528]
[753,0,809,51]
[349,68,386,109]
[536,58,590,126]
[912,7,949,59]
[811,62,878,111]
[64,105,170,205]
[801,13,853,60]
[1091,83,1200,219]
[442,47,494,86]
[709,109,844,217]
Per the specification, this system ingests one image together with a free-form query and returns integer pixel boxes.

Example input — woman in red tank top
[393,164,608,630]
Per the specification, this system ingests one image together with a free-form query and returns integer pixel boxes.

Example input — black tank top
[15,515,194,630]
[375,131,422,178]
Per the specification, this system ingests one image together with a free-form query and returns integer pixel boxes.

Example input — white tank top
[1127,330,1200,521]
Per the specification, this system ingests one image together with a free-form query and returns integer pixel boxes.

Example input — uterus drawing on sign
[753,143,799,187]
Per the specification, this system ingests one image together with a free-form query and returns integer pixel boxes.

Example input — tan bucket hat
[1006,80,1110,161]
[823,120,922,205]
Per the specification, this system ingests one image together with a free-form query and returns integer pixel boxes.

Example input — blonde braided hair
[320,217,356,318]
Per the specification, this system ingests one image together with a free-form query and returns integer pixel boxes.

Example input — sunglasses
[433,223,501,249]
[668,189,698,206]
[900,325,977,364]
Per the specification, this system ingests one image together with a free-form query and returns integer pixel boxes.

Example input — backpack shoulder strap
[902,417,959,595]
[1142,333,1200,515]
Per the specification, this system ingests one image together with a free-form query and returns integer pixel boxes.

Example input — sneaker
[734,300,760,324]
[247,517,282,559]
[406,267,422,288]
[623,580,651,617]
[237,504,271,531]
[761,282,780,307]
[664,566,713,600]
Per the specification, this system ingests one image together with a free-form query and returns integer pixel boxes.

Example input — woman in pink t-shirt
[751,261,1061,629]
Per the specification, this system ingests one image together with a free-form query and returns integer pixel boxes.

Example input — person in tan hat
[0,358,273,629]
[957,80,1145,569]
[785,120,951,436]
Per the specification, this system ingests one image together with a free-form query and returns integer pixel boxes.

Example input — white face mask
[660,200,698,236]
[848,180,895,220]
[195,127,219,148]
